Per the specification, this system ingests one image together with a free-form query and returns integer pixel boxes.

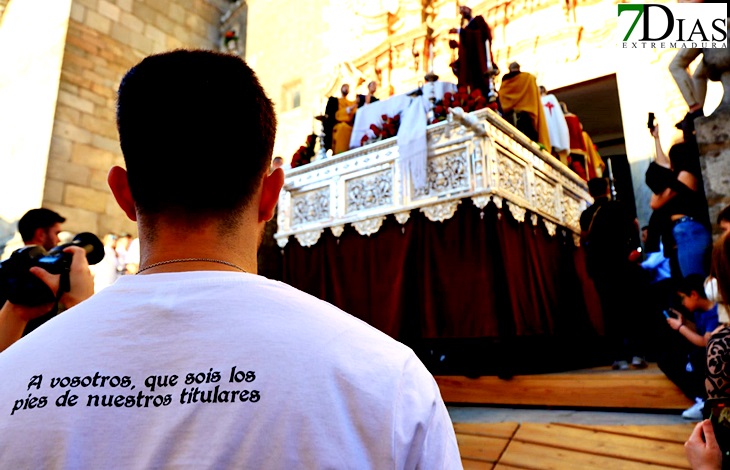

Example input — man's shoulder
[580,203,601,229]
[55,272,409,353]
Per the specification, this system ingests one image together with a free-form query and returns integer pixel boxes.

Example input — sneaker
[631,356,648,369]
[682,398,705,420]
[611,360,629,370]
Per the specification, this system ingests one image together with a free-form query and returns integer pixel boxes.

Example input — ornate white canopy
[275,108,591,248]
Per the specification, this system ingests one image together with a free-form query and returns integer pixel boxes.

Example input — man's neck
[137,215,261,274]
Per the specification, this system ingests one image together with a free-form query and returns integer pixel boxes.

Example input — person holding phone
[686,419,723,470]
[661,274,719,419]
[649,121,712,281]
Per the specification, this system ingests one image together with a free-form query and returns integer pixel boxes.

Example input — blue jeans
[673,218,712,278]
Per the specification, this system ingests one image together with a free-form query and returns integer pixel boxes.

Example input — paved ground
[448,405,691,426]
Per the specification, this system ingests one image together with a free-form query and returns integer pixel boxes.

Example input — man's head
[367,81,377,94]
[271,156,284,170]
[458,5,472,19]
[341,84,350,97]
[539,85,547,96]
[508,62,521,73]
[17,208,66,250]
[587,177,609,199]
[112,50,277,225]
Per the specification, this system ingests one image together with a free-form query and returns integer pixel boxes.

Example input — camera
[647,112,656,132]
[0,232,104,306]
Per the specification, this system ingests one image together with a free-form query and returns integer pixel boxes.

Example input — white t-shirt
[0,272,461,469]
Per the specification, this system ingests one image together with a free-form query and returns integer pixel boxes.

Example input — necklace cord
[137,258,247,274]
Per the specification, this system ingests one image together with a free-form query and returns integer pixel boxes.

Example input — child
[663,274,719,420]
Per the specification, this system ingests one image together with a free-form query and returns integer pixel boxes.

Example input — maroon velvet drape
[281,216,417,339]
[282,200,601,342]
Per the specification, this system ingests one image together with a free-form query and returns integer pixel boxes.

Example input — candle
[484,39,492,71]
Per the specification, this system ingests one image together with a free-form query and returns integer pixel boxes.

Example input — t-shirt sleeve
[394,354,462,469]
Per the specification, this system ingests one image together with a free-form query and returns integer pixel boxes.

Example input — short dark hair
[18,208,65,242]
[587,178,609,198]
[677,274,708,300]
[116,49,276,216]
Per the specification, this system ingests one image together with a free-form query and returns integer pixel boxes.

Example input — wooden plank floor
[455,422,696,469]
[437,363,693,410]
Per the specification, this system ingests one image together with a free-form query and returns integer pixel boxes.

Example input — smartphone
[704,398,730,461]
[648,112,656,131]
[663,308,680,319]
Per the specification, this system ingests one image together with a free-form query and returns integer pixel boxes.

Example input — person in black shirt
[581,177,649,369]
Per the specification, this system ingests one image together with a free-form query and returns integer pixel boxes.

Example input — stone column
[696,47,730,236]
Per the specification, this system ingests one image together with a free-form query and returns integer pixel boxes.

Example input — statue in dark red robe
[449,6,498,102]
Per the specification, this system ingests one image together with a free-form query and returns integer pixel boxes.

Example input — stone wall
[42,0,225,237]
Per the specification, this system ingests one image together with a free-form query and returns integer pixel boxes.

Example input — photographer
[0,208,94,352]
[0,245,93,353]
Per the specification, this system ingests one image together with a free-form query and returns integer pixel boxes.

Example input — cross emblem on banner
[544,101,554,116]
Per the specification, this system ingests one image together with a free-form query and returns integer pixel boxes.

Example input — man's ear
[107,166,137,221]
[258,167,285,223]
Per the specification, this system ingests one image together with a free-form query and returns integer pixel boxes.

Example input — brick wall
[44,0,225,237]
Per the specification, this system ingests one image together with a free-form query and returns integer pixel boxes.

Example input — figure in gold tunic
[331,83,358,155]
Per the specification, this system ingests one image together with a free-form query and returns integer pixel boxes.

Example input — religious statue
[328,84,358,155]
[498,62,551,151]
[539,86,570,165]
[669,48,708,123]
[448,5,498,103]
[701,41,730,114]
[357,81,380,108]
